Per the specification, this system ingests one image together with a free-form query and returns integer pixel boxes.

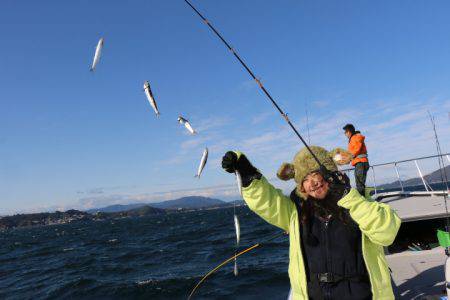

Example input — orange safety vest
[348,133,368,166]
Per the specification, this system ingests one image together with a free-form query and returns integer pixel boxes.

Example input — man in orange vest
[343,124,369,196]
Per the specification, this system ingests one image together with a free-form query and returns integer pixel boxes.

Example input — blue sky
[1,0,449,214]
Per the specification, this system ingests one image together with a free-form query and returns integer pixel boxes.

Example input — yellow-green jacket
[242,176,401,300]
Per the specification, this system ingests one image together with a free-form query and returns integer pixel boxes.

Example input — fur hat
[277,146,348,199]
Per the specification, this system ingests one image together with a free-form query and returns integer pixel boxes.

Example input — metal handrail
[341,153,449,193]
[341,153,450,172]
[414,160,433,191]
[394,163,404,192]
[371,166,378,196]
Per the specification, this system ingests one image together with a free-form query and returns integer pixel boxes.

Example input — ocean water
[0,206,290,300]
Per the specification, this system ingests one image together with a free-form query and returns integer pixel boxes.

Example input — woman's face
[302,172,329,200]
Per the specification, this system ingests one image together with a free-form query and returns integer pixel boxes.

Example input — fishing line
[187,231,286,299]
[233,190,238,276]
[305,104,311,144]
[183,0,324,169]
[233,171,243,276]
[428,112,450,299]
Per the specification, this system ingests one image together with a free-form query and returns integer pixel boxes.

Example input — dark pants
[355,162,369,196]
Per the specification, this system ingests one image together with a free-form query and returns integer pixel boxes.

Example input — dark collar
[290,188,302,207]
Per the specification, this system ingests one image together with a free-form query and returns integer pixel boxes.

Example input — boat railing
[340,153,450,197]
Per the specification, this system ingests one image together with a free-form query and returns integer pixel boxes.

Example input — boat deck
[378,192,450,222]
[377,191,449,298]
[387,247,446,299]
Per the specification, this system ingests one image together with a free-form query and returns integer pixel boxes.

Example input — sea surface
[0,206,290,299]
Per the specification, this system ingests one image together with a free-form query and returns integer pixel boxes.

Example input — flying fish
[195,148,208,178]
[178,116,197,134]
[143,81,160,116]
[90,37,104,72]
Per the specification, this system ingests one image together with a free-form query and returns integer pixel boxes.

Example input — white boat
[343,153,450,299]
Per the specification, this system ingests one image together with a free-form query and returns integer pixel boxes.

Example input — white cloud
[194,116,231,132]
[312,100,330,108]
[238,79,258,92]
[251,112,273,125]
[370,110,427,131]
[242,131,284,149]
[180,136,211,150]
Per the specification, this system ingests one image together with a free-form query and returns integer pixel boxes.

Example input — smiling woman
[221,146,401,299]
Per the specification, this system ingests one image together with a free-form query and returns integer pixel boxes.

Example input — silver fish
[143,81,160,116]
[90,38,104,72]
[178,116,197,134]
[234,214,240,245]
[195,148,208,178]
[233,174,241,277]
[235,171,243,196]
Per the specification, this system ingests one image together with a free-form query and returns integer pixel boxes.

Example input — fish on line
[143,81,160,116]
[90,37,104,72]
[178,116,197,135]
[195,147,208,178]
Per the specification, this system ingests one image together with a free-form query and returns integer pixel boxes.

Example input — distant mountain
[151,196,226,210]
[0,206,167,230]
[123,205,166,216]
[0,209,90,230]
[93,205,166,219]
[378,165,450,189]
[87,203,147,214]
[87,196,228,213]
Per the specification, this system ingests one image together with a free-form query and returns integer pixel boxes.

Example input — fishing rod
[428,112,450,298]
[428,112,449,227]
[188,231,287,299]
[183,0,324,169]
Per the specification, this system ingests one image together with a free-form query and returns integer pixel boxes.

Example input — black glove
[320,166,351,200]
[222,151,261,187]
